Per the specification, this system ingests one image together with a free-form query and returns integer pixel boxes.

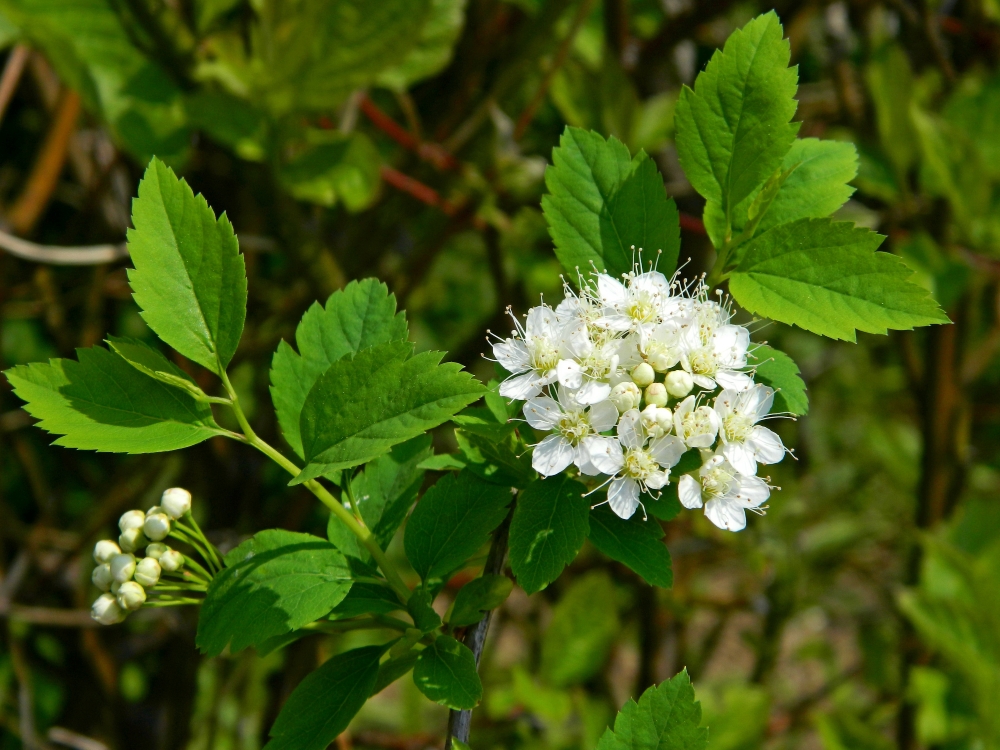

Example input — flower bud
[609,382,641,413]
[665,370,694,398]
[91,563,114,592]
[161,488,192,520]
[93,539,121,564]
[631,362,655,388]
[159,549,184,572]
[91,593,126,625]
[117,581,146,611]
[119,527,147,553]
[143,512,171,542]
[645,382,668,408]
[110,553,136,583]
[119,510,145,533]
[145,543,168,560]
[111,581,122,595]
[656,407,673,434]
[648,349,678,373]
[134,557,161,588]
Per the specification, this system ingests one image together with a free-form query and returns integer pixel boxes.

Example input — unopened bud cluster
[90,488,191,625]
[492,260,788,531]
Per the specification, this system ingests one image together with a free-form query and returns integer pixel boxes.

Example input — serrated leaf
[375,0,467,90]
[197,530,352,656]
[106,336,210,401]
[127,158,247,374]
[270,278,408,458]
[729,218,950,341]
[596,669,708,750]
[404,471,512,582]
[541,571,619,687]
[450,574,513,627]
[588,506,673,588]
[675,12,799,241]
[264,645,385,750]
[295,342,483,483]
[750,344,808,415]
[329,582,402,619]
[3,345,221,454]
[542,127,680,281]
[413,635,482,709]
[509,476,589,594]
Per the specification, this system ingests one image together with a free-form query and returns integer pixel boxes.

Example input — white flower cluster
[492,263,787,532]
[90,488,190,625]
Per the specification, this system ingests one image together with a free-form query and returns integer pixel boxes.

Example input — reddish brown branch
[379,165,458,215]
[361,95,459,171]
[679,212,706,234]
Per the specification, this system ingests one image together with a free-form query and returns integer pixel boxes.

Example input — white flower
[678,321,752,391]
[609,381,641,413]
[592,271,672,343]
[592,409,686,519]
[492,306,565,399]
[159,549,184,572]
[556,326,622,404]
[92,564,114,592]
[524,387,619,476]
[673,396,720,448]
[91,593,125,625]
[642,320,686,372]
[117,581,146,611]
[161,487,192,519]
[677,453,770,532]
[93,539,121,564]
[118,527,146,553]
[714,385,785,475]
[143,511,171,542]
[119,510,145,533]
[110,553,136,583]
[640,404,672,439]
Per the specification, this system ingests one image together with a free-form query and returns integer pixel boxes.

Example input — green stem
[169,528,219,573]
[154,583,208,592]
[307,616,408,634]
[217,368,412,605]
[344,474,363,521]
[178,516,224,571]
[180,554,214,582]
[145,598,202,607]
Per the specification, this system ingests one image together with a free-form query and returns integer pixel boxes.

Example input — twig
[5,606,100,628]
[360,95,459,171]
[679,212,706,235]
[0,229,128,265]
[0,45,29,127]
[47,727,108,750]
[380,166,458,215]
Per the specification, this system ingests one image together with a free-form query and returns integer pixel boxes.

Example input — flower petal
[522,397,561,430]
[588,400,619,432]
[588,436,624,474]
[576,437,602,475]
[576,379,611,405]
[748,426,784,465]
[704,497,747,531]
[731,474,770,507]
[678,475,703,509]
[532,434,575,476]
[607,478,640,519]
[722,441,757,476]
[492,339,530,373]
[715,370,752,391]
[617,409,644,450]
[557,358,584,389]
[649,435,686,468]
[500,371,545,400]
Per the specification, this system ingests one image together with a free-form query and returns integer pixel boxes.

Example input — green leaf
[449,574,513,627]
[296,342,484,482]
[509,476,589,594]
[865,44,919,176]
[197,530,352,656]
[455,428,535,488]
[372,650,420,695]
[729,218,951,341]
[278,132,382,211]
[541,571,620,687]
[264,645,384,750]
[675,12,799,240]
[404,471,512,582]
[329,582,402,619]
[407,587,443,632]
[588,506,673,588]
[106,336,211,401]
[751,344,808,416]
[596,669,708,750]
[375,0,467,90]
[542,127,680,281]
[3,345,221,454]
[413,635,482,709]
[270,278,408,458]
[127,158,247,374]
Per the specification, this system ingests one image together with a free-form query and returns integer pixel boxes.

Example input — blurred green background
[0,1,998,749]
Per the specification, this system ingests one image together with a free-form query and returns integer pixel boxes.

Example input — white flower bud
[119,527,147,553]
[645,382,668,408]
[665,370,694,398]
[134,557,161,588]
[159,549,184,572]
[111,581,122,595]
[117,581,146,611]
[145,543,168,560]
[110,553,136,583]
[631,362,655,388]
[91,564,114,592]
[161,488,192,520]
[119,510,145,533]
[610,382,641,413]
[143,512,171,542]
[656,407,673,434]
[641,405,667,438]
[648,349,677,373]
[93,539,121,564]
[91,593,126,625]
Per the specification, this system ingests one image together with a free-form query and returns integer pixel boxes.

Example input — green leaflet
[264,645,385,750]
[278,132,382,211]
[541,571,620,687]
[127,158,247,374]
[542,127,680,281]
[509,476,589,594]
[407,587,443,632]
[449,574,513,627]
[3,345,221,454]
[375,0,467,91]
[271,278,408,458]
[106,336,211,401]
[295,342,484,482]
[587,506,673,589]
[865,43,919,177]
[372,650,421,696]
[197,531,353,656]
[329,582,402,619]
[675,12,799,241]
[944,73,1000,179]
[596,669,709,750]
[751,344,808,416]
[403,471,512,582]
[413,635,482,709]
[454,407,535,488]
[729,218,950,341]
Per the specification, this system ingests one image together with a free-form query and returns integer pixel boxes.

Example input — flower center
[528,337,560,372]
[557,411,591,445]
[723,412,754,442]
[687,347,717,376]
[624,447,658,481]
[625,292,657,324]
[580,349,618,379]
[702,465,736,498]
[680,406,715,441]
